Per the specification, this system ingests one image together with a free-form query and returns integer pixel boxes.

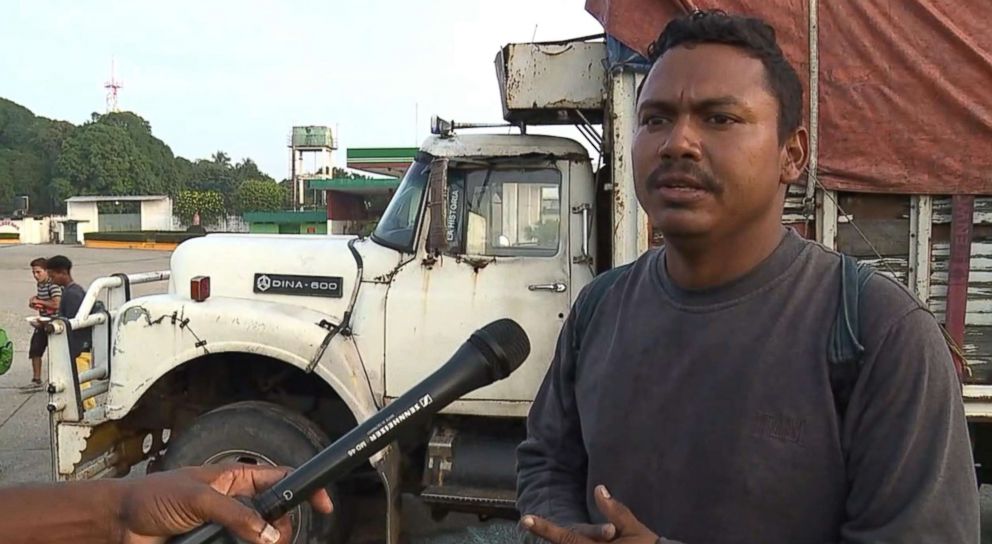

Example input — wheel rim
[203,449,306,544]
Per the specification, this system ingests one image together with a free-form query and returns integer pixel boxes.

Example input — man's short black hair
[45,255,72,273]
[644,10,804,141]
[30,258,47,268]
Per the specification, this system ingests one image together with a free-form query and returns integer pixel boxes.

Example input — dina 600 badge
[253,273,343,298]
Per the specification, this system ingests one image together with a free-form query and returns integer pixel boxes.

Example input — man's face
[632,43,806,240]
[31,266,48,283]
[47,269,69,286]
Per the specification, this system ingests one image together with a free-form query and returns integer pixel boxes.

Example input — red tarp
[586,0,992,195]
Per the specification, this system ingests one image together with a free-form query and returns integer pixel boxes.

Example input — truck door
[384,160,573,408]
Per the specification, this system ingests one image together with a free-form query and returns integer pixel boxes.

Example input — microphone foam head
[473,318,531,379]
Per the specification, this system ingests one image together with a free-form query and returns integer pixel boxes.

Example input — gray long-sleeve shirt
[517,229,978,543]
[58,282,91,359]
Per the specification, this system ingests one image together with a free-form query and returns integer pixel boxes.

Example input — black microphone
[169,318,530,544]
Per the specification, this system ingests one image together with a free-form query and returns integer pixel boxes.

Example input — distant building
[306,147,417,235]
[244,210,328,235]
[62,195,173,243]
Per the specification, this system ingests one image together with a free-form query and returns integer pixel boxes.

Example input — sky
[0,0,604,180]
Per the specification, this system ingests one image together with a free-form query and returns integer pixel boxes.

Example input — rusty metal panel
[834,195,912,282]
[930,198,992,327]
[934,197,992,225]
[964,384,992,419]
[838,220,910,258]
[836,196,992,383]
[930,197,992,382]
[962,327,992,384]
[783,185,808,224]
[860,256,910,286]
[608,69,646,267]
[783,185,812,239]
[496,41,606,125]
[930,241,992,324]
[908,196,933,304]
[945,196,977,345]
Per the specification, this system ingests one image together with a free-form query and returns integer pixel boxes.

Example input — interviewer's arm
[0,464,332,544]
[1,478,126,543]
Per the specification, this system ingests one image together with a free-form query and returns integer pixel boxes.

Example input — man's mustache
[647,161,721,194]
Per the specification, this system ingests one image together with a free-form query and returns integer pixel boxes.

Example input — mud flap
[52,421,149,481]
[375,443,404,544]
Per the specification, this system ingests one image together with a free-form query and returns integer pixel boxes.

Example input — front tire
[160,400,351,543]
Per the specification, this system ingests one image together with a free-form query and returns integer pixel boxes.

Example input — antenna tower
[104,59,123,113]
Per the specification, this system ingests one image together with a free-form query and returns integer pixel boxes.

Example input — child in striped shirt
[25,257,61,390]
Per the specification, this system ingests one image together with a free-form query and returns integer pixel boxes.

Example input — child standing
[24,257,61,390]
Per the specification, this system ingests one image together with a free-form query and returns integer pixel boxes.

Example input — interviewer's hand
[118,464,333,544]
[521,485,660,544]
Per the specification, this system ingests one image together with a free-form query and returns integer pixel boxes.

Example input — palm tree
[211,151,231,167]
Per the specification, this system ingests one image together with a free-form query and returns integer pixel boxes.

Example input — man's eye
[707,114,737,125]
[642,115,669,126]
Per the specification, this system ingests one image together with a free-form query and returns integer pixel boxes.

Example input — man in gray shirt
[517,10,979,544]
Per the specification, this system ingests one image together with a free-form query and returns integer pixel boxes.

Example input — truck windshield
[371,159,431,251]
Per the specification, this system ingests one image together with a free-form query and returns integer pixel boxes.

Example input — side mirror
[425,157,450,255]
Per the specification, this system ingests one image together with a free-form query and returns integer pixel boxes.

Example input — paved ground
[0,244,173,484]
[1,243,989,543]
[0,243,510,543]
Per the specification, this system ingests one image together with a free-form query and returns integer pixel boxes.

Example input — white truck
[47,34,992,544]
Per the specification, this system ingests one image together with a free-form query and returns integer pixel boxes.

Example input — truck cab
[375,135,595,409]
[47,132,598,543]
[53,30,991,543]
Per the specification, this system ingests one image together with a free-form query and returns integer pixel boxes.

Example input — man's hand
[521,485,660,544]
[566,523,619,541]
[117,464,333,544]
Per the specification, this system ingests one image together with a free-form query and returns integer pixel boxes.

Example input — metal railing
[47,270,171,423]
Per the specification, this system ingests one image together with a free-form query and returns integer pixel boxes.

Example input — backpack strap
[572,264,634,353]
[827,255,876,420]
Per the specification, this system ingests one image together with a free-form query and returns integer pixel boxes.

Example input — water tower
[289,126,336,209]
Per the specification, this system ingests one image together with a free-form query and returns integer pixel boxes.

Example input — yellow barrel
[75,352,96,410]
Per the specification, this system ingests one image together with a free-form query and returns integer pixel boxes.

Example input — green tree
[54,123,157,198]
[185,158,237,202]
[0,97,279,215]
[184,153,276,209]
[174,190,226,224]
[48,177,73,207]
[0,149,45,211]
[100,111,181,196]
[331,166,371,180]
[305,167,371,180]
[0,151,18,207]
[234,179,286,213]
[234,158,273,183]
[0,99,39,150]
[0,99,64,213]
[28,121,74,211]
[211,150,231,167]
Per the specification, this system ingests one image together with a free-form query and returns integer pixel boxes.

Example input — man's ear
[781,126,809,185]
